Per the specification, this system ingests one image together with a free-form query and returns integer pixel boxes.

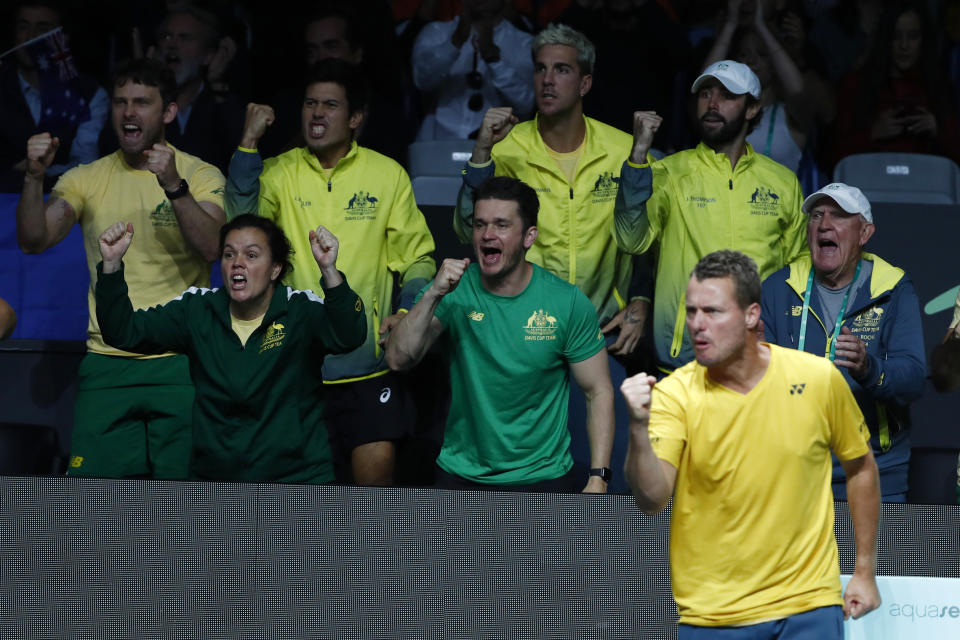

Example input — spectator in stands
[225,59,436,487]
[930,289,960,504]
[622,250,881,634]
[832,1,960,168]
[412,0,534,140]
[453,23,654,492]
[932,290,960,394]
[386,176,614,492]
[95,215,366,483]
[615,59,807,373]
[16,58,226,480]
[258,5,419,165]
[575,0,693,154]
[704,0,835,174]
[0,1,108,192]
[0,297,16,340]
[101,4,245,173]
[805,0,883,84]
[761,183,926,502]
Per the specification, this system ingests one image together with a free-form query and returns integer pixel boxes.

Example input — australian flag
[2,27,90,135]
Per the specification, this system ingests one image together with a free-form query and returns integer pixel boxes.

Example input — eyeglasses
[466,49,483,111]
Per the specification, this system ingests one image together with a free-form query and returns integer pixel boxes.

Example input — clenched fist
[241,103,275,149]
[25,132,60,179]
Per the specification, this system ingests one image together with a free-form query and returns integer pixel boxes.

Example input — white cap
[691,60,761,99]
[802,183,873,223]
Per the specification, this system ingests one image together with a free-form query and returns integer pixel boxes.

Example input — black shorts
[324,371,417,452]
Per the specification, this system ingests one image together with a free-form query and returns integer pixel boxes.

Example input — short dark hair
[304,58,367,115]
[219,214,295,282]
[113,58,177,106]
[305,6,361,52]
[745,95,763,135]
[162,4,221,51]
[15,1,64,20]
[473,176,539,231]
[692,250,760,309]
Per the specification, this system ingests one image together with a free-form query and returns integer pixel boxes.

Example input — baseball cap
[691,60,761,99]
[801,183,873,223]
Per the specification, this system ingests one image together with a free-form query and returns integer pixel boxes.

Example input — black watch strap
[163,178,189,200]
[589,467,612,482]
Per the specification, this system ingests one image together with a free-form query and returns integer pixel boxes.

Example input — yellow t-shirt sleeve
[827,365,871,461]
[50,166,86,221]
[186,160,226,209]
[649,378,688,467]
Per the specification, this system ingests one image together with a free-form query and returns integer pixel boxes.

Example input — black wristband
[589,467,612,482]
[164,178,189,200]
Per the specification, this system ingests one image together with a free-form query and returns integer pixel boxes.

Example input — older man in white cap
[614,60,807,372]
[761,182,927,502]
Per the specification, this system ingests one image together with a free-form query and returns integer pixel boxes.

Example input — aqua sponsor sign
[842,575,960,639]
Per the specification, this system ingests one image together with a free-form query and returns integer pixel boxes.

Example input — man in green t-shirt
[386,176,614,492]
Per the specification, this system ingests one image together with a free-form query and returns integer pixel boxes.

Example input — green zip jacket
[96,263,367,483]
[614,142,807,370]
[454,115,635,325]
[226,142,436,382]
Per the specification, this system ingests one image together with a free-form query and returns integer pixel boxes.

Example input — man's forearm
[172,196,224,262]
[16,174,50,253]
[385,290,443,371]
[584,385,615,469]
[613,162,655,254]
[625,421,672,514]
[846,453,881,575]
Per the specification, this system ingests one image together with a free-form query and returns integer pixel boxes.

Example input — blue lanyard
[797,260,861,360]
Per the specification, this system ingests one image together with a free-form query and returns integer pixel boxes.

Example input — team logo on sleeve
[748,186,781,216]
[259,321,286,354]
[344,191,379,220]
[524,309,558,341]
[591,172,620,203]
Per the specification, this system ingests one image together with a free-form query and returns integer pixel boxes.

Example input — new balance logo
[789,383,806,395]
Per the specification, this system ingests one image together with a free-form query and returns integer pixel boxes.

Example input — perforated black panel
[2,477,957,638]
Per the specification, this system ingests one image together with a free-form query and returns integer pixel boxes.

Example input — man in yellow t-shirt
[16,58,226,479]
[621,250,881,638]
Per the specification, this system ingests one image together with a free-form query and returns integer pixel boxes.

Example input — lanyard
[764,103,779,157]
[797,260,861,360]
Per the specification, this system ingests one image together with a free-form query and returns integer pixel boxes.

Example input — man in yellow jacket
[453,23,654,493]
[615,60,807,373]
[226,59,436,486]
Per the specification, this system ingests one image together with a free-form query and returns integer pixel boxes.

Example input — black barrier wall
[1,478,958,639]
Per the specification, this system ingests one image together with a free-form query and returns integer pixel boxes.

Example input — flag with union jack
[23,28,88,134]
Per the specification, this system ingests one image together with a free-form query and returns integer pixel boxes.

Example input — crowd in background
[5,0,960,191]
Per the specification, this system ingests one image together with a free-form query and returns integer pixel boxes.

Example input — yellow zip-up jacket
[454,115,635,324]
[226,142,436,382]
[614,142,807,370]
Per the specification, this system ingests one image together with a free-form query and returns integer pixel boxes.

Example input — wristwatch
[589,467,612,483]
[163,178,189,200]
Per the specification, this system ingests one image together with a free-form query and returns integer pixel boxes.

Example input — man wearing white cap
[615,60,807,373]
[761,182,927,502]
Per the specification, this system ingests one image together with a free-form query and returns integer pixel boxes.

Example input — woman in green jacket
[95,214,367,483]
